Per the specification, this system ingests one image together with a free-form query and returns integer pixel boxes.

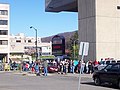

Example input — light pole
[73,39,78,60]
[30,26,38,61]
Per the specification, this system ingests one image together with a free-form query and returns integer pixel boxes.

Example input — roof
[45,0,78,12]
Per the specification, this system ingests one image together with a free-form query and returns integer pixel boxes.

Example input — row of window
[0,20,8,25]
[24,47,42,50]
[16,40,31,43]
[0,40,8,45]
[15,40,41,43]
[0,30,8,35]
[16,40,38,43]
[16,40,21,42]
[0,10,8,15]
[25,40,41,43]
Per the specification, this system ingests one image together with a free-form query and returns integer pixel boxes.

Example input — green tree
[66,31,78,60]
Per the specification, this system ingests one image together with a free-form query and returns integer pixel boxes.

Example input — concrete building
[10,33,52,61]
[0,3,10,63]
[45,0,120,61]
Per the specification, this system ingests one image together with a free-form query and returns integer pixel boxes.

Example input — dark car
[47,63,58,73]
[93,63,120,88]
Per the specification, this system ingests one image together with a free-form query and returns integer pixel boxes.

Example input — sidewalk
[19,71,93,78]
[60,73,93,78]
[12,71,53,76]
[0,70,93,78]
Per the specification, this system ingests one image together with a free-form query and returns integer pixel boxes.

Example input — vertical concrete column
[78,0,96,61]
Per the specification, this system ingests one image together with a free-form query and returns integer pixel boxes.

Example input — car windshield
[104,64,112,70]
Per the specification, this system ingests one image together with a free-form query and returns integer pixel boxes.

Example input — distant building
[45,0,120,61]
[10,33,52,61]
[0,3,10,63]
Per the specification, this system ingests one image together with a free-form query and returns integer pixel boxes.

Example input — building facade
[10,33,52,61]
[0,3,10,63]
[45,0,120,61]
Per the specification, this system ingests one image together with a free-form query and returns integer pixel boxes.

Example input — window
[0,30,8,35]
[110,65,119,72]
[16,40,21,43]
[28,40,32,43]
[105,64,120,72]
[0,20,8,25]
[117,6,120,9]
[0,40,8,45]
[105,64,112,70]
[0,10,8,15]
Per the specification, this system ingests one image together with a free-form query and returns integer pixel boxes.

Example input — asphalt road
[0,72,119,90]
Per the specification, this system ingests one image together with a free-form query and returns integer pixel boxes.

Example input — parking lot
[0,71,118,90]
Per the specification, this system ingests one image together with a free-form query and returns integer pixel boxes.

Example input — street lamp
[73,39,78,60]
[30,26,38,61]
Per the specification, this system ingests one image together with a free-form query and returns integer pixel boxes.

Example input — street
[0,72,118,90]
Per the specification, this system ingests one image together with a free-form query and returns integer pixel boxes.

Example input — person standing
[25,63,29,71]
[63,60,68,74]
[86,61,89,73]
[59,61,63,74]
[35,63,40,76]
[43,60,48,76]
[81,61,85,74]
[72,60,75,74]
[88,60,93,74]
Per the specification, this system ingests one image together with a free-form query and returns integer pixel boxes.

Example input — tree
[66,31,78,59]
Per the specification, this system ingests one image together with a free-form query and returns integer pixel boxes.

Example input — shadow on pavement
[81,82,119,89]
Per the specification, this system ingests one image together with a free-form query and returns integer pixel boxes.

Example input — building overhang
[45,0,78,12]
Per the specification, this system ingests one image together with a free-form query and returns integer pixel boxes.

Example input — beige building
[0,3,10,63]
[10,33,52,60]
[45,0,120,61]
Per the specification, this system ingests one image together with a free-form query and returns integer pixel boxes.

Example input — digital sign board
[52,35,65,56]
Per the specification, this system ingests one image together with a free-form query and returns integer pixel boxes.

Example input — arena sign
[52,35,65,56]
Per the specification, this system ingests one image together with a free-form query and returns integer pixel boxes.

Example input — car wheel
[94,77,101,86]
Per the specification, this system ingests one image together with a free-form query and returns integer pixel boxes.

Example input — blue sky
[0,0,78,37]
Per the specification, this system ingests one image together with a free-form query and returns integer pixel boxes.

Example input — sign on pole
[78,42,89,90]
[79,42,89,56]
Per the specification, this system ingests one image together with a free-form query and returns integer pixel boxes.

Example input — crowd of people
[56,59,100,74]
[4,58,109,76]
[22,60,48,76]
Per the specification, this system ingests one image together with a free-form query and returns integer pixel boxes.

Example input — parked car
[47,63,58,73]
[92,63,120,88]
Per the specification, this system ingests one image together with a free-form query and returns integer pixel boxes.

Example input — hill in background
[41,31,76,43]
